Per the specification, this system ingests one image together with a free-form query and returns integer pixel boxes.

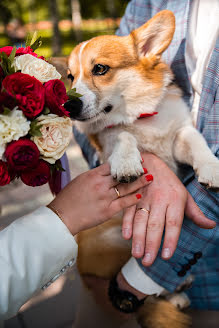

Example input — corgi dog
[66,10,219,188]
[64,9,219,328]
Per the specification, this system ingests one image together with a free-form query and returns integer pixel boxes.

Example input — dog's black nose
[64,98,83,119]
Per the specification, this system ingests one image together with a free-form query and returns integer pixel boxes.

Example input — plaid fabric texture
[117,0,219,309]
[73,0,219,309]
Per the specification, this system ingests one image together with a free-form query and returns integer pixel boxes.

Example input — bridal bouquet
[0,37,76,193]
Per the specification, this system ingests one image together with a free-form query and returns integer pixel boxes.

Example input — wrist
[48,199,81,236]
[116,272,147,301]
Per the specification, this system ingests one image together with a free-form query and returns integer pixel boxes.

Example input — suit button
[182,264,191,271]
[177,270,186,277]
[189,258,197,265]
[194,252,202,259]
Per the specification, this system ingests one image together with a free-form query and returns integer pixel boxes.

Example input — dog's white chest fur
[75,85,219,187]
[99,88,191,175]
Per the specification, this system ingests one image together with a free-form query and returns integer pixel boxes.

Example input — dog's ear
[47,56,69,84]
[132,10,175,59]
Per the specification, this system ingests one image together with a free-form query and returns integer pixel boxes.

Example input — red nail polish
[141,156,144,163]
[146,174,153,181]
[143,168,148,174]
[136,194,142,199]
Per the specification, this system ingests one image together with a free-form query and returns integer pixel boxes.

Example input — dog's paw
[197,162,219,188]
[109,150,143,183]
[167,292,191,310]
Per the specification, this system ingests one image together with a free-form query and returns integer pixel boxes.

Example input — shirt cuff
[121,257,165,296]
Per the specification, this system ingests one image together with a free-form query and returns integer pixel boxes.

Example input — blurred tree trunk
[71,0,82,42]
[106,0,117,18]
[29,0,37,25]
[49,0,62,56]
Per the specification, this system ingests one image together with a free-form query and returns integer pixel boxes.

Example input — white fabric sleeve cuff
[121,257,165,296]
[0,206,78,320]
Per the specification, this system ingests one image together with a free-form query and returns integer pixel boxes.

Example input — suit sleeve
[0,206,78,321]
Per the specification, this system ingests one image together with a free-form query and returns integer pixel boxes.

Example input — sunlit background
[0,0,129,57]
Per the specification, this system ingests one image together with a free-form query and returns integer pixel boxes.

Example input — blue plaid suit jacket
[74,0,219,309]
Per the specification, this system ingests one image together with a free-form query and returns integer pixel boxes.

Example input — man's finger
[132,207,150,258]
[142,205,166,266]
[161,204,184,260]
[185,193,216,229]
[122,205,136,239]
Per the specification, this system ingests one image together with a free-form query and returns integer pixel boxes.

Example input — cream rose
[0,108,30,159]
[13,54,61,83]
[31,114,72,164]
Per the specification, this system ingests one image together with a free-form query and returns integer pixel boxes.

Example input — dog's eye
[67,73,74,82]
[92,64,109,76]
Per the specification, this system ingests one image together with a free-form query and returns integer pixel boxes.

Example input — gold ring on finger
[114,187,121,198]
[136,207,150,214]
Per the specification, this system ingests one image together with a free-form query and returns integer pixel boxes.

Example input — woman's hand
[49,163,152,235]
[122,153,216,266]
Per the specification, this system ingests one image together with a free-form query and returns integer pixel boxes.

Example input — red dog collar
[106,111,158,128]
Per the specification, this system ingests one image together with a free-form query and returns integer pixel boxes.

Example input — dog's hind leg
[173,125,219,188]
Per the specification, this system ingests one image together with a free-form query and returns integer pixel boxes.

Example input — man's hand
[122,153,216,266]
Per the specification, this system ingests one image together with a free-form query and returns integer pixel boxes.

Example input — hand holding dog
[122,153,216,266]
[49,163,152,235]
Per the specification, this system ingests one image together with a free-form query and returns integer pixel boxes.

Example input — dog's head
[66,10,175,129]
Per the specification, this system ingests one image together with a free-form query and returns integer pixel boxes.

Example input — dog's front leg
[103,130,143,183]
[173,125,219,188]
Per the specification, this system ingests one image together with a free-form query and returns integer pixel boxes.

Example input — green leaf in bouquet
[8,46,16,63]
[30,36,42,52]
[0,51,15,75]
[29,120,43,137]
[55,161,66,172]
[42,107,50,115]
[50,161,66,174]
[2,107,11,116]
[67,88,83,100]
[25,33,32,47]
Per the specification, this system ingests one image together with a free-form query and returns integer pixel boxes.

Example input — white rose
[31,114,72,164]
[13,54,61,83]
[0,108,30,159]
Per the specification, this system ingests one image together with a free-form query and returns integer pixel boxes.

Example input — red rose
[44,80,69,117]
[0,92,16,113]
[0,46,44,60]
[5,139,40,172]
[2,72,45,118]
[21,160,51,187]
[0,161,11,186]
[0,46,14,57]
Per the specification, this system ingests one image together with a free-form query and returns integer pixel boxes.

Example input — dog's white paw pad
[109,153,143,183]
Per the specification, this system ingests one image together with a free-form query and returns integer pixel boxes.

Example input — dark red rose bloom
[0,160,11,186]
[0,92,16,113]
[21,160,51,187]
[2,72,45,119]
[0,46,45,60]
[5,139,40,172]
[44,79,69,117]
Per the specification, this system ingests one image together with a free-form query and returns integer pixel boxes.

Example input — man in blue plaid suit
[74,0,219,309]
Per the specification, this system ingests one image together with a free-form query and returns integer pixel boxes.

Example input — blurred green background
[0,0,129,58]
